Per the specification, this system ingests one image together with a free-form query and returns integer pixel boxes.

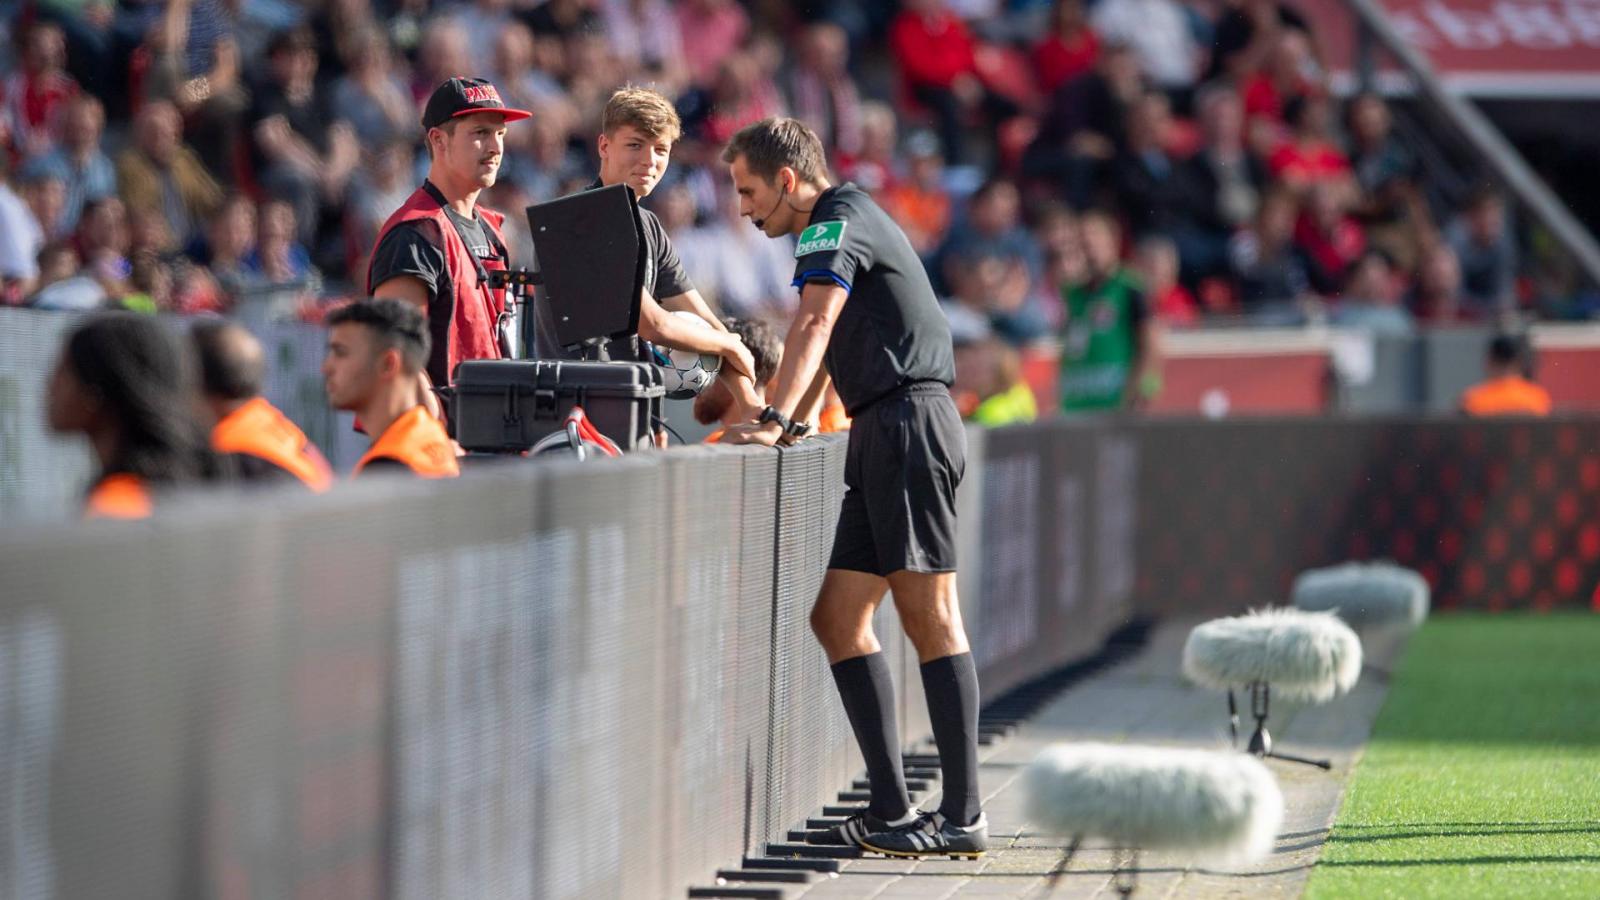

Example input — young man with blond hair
[532,86,758,410]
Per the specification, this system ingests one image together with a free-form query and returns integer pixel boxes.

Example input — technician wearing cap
[367,77,532,401]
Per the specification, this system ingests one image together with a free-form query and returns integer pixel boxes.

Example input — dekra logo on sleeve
[795,221,847,257]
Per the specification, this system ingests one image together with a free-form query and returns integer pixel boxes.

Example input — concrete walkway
[790,619,1402,899]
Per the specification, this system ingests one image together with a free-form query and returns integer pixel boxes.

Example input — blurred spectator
[121,249,173,313]
[1410,240,1468,323]
[248,27,360,246]
[1023,42,1143,208]
[785,22,864,160]
[697,51,787,147]
[953,334,1037,425]
[938,177,1048,342]
[1294,178,1364,296]
[21,94,114,234]
[523,0,605,41]
[451,0,514,63]
[1183,85,1265,279]
[601,0,690,96]
[20,167,68,241]
[75,195,132,298]
[4,21,79,159]
[409,18,470,105]
[1030,202,1086,326]
[29,239,106,310]
[1445,186,1517,316]
[1459,333,1550,417]
[502,98,589,203]
[1114,92,1205,242]
[1345,93,1417,211]
[243,198,315,286]
[664,181,797,321]
[1330,248,1413,337]
[330,27,415,146]
[345,140,416,275]
[129,206,179,259]
[562,31,627,122]
[1345,92,1428,271]
[140,0,249,180]
[1133,235,1198,326]
[1059,211,1158,411]
[0,153,44,301]
[187,192,256,298]
[492,23,565,111]
[1089,0,1198,92]
[1230,187,1313,318]
[889,0,993,165]
[1269,94,1350,190]
[116,99,224,245]
[879,129,953,259]
[839,101,897,193]
[1211,0,1316,83]
[1241,29,1318,146]
[1032,0,1100,94]
[676,0,749,87]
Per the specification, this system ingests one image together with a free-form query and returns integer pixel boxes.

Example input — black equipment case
[452,359,665,453]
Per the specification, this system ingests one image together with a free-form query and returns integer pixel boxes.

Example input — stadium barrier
[5,307,1599,896]
[0,425,1138,899]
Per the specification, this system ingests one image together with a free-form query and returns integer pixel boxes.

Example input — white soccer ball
[651,310,723,399]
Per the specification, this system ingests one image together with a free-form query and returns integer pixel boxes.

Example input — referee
[722,118,985,858]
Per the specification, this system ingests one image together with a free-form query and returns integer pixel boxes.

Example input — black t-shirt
[530,178,695,360]
[248,80,334,171]
[792,182,956,416]
[367,186,503,384]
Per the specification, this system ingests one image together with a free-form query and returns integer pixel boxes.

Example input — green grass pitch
[1305,613,1600,899]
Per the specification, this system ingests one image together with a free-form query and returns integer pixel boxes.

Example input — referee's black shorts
[829,382,966,577]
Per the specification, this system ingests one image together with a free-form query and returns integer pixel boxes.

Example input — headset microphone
[751,180,789,230]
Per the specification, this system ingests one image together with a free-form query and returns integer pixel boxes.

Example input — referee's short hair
[327,298,431,374]
[721,117,828,186]
[603,86,681,143]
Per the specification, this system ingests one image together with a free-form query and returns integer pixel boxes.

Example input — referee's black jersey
[792,182,955,416]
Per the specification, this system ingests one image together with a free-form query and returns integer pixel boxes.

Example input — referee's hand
[722,420,783,447]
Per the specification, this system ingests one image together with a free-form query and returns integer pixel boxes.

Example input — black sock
[921,652,981,826]
[830,652,911,822]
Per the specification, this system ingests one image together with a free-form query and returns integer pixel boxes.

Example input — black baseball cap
[421,77,533,131]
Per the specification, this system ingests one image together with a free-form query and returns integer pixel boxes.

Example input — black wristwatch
[786,420,813,438]
[758,405,792,432]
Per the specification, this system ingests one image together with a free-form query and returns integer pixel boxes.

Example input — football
[651,310,723,399]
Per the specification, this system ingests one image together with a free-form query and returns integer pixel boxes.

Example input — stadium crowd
[0,0,1577,425]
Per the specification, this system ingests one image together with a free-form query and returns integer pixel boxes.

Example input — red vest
[367,185,510,384]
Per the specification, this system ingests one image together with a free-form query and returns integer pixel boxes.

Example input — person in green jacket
[1059,211,1161,412]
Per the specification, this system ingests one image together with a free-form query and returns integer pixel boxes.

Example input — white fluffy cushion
[1024,742,1283,863]
[1182,608,1362,702]
[1292,561,1430,629]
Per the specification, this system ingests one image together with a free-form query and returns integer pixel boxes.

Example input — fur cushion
[1182,608,1362,702]
[1024,742,1283,862]
[1292,561,1430,629]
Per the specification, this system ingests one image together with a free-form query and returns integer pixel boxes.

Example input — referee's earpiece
[752,172,790,230]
